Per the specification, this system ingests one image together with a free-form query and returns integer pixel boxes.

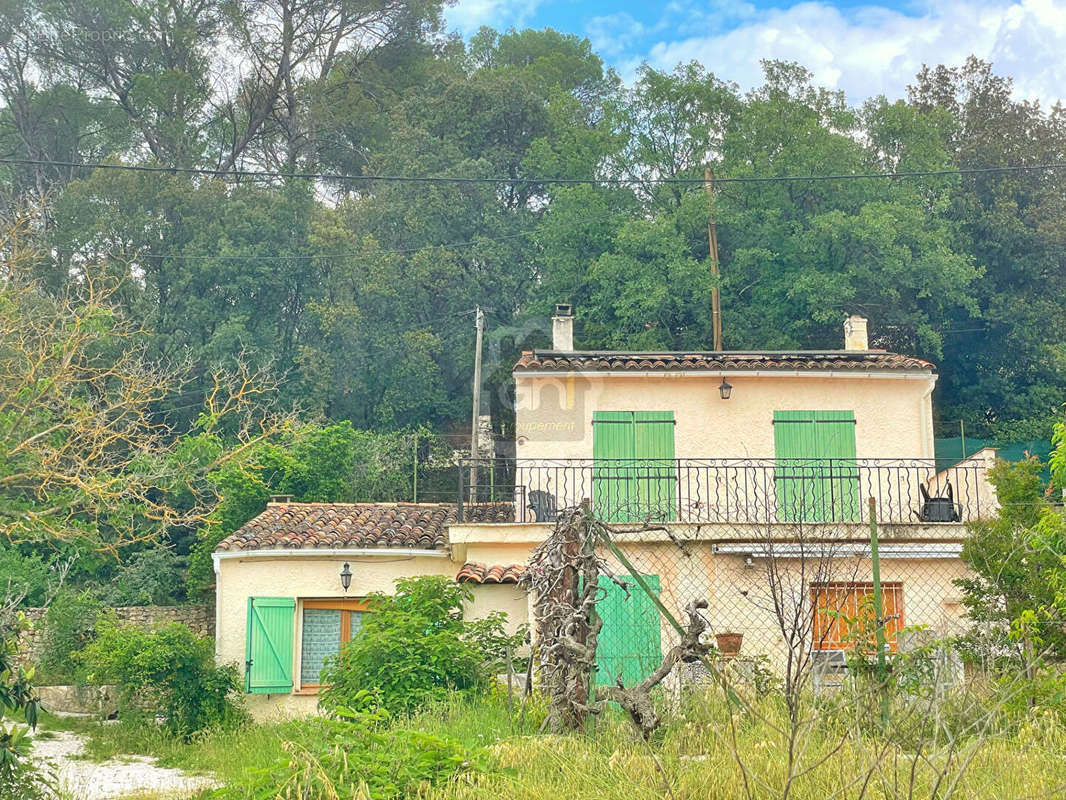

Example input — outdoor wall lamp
[340,562,352,593]
[719,377,733,400]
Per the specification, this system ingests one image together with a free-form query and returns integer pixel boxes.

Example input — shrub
[319,576,523,716]
[36,589,107,684]
[0,547,53,607]
[78,620,244,737]
[0,608,47,799]
[100,547,186,606]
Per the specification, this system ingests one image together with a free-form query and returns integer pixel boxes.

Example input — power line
[5,157,1066,186]
[52,207,628,263]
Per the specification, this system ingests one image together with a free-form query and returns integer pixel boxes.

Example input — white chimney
[552,303,574,350]
[844,315,869,351]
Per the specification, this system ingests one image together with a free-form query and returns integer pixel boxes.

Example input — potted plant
[715,631,743,657]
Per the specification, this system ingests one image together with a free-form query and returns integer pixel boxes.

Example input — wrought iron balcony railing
[456,457,994,525]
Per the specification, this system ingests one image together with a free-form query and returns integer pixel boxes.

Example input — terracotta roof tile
[215,502,513,552]
[456,562,527,585]
[514,350,935,373]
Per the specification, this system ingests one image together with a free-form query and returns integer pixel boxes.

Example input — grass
[33,687,1066,800]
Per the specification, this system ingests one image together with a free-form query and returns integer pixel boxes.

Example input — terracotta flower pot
[716,632,743,657]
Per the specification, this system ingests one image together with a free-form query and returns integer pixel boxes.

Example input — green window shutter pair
[246,597,295,694]
[593,411,676,522]
[773,411,859,522]
[594,574,663,687]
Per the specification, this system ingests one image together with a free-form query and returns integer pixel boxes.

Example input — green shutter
[246,597,295,694]
[813,411,859,521]
[594,412,676,522]
[634,412,676,521]
[773,411,858,522]
[594,411,636,522]
[595,574,662,686]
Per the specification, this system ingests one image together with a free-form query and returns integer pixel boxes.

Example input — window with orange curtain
[810,582,903,652]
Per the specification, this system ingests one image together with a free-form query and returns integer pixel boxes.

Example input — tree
[0,208,299,550]
[910,58,1066,434]
[957,459,1066,662]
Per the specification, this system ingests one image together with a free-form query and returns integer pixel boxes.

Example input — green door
[595,574,662,686]
[773,411,859,522]
[246,597,295,694]
[593,412,676,522]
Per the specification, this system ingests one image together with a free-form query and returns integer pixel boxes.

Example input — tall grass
[37,687,1066,800]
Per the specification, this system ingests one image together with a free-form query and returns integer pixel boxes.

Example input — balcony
[456,457,995,526]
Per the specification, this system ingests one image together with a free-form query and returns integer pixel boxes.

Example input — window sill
[293,687,321,696]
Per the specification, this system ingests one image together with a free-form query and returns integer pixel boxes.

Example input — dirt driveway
[31,730,218,799]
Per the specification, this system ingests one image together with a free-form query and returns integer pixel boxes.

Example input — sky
[444,0,1066,105]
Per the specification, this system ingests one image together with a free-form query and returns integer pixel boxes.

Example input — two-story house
[213,307,995,717]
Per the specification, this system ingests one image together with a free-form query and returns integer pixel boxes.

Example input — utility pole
[704,167,723,350]
[469,306,485,503]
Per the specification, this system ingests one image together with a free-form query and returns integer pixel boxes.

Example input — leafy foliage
[0,606,45,797]
[957,459,1066,661]
[319,576,524,716]
[185,422,446,595]
[0,546,53,607]
[78,620,244,737]
[36,589,107,684]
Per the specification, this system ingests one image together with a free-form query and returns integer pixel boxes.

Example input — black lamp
[719,377,733,400]
[340,562,352,593]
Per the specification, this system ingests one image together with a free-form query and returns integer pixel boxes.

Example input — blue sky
[445,0,1066,105]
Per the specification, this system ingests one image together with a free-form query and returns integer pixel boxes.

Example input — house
[214,307,996,717]
[212,502,527,717]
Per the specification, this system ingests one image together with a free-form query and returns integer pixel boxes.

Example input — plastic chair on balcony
[528,490,558,522]
[914,481,962,523]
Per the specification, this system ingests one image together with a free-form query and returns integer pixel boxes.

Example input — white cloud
[586,13,649,57]
[446,0,545,36]
[637,0,1066,105]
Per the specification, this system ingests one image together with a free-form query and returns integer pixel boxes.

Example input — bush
[99,547,186,606]
[78,620,244,737]
[319,576,523,716]
[1,608,48,799]
[0,547,53,607]
[36,589,107,684]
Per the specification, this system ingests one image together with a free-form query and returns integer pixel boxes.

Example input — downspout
[921,375,938,459]
[212,552,222,662]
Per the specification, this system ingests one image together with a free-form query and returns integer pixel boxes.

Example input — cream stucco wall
[214,533,972,716]
[514,372,936,461]
[214,550,535,720]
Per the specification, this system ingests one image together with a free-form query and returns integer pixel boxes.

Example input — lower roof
[215,502,512,552]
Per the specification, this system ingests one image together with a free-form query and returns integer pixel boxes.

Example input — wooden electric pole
[469,306,485,502]
[704,167,723,350]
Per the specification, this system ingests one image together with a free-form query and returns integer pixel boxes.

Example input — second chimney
[844,315,869,351]
[552,303,574,350]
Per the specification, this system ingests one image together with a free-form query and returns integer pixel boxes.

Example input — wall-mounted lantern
[340,562,352,593]
[719,377,733,400]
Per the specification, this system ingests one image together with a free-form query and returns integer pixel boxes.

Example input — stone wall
[19,604,214,670]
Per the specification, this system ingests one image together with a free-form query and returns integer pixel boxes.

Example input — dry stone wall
[19,604,214,669]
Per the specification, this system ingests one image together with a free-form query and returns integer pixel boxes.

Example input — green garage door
[593,411,676,522]
[773,411,859,522]
[594,574,662,687]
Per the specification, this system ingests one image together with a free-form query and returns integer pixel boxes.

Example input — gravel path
[31,731,218,799]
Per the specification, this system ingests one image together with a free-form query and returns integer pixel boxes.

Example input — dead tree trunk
[525,505,712,737]
[596,599,711,739]
[524,502,605,732]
